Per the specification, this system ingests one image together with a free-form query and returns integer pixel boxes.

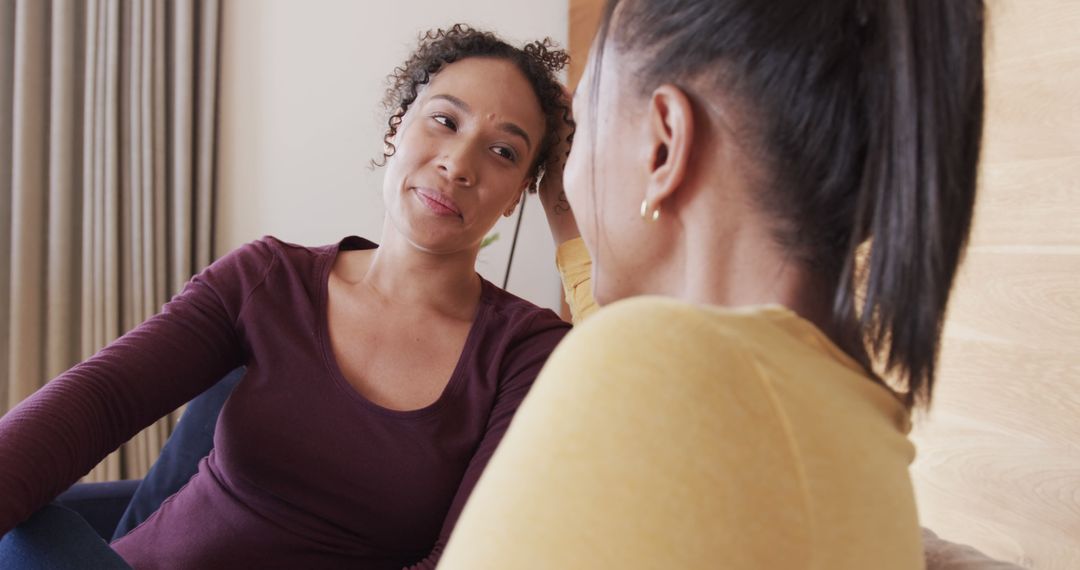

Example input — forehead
[423,58,546,137]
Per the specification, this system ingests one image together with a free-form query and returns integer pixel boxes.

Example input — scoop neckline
[314,236,494,419]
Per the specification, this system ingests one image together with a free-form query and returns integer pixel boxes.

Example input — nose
[437,140,477,187]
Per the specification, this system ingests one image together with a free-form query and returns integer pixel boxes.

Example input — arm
[555,237,597,323]
[404,314,570,570]
[536,86,580,250]
[0,240,274,535]
[539,86,598,325]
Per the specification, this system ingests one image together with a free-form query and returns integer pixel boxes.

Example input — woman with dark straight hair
[441,0,987,567]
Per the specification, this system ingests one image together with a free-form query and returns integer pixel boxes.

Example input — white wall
[216,0,569,311]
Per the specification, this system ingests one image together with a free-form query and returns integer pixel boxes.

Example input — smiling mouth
[413,187,462,218]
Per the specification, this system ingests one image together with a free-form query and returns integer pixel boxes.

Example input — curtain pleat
[125,0,148,475]
[44,0,83,382]
[0,0,16,415]
[152,0,166,326]
[195,0,218,271]
[8,0,49,407]
[172,0,193,294]
[2,0,221,483]
[8,0,48,408]
[80,0,97,364]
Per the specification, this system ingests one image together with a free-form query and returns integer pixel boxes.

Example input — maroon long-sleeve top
[0,236,570,569]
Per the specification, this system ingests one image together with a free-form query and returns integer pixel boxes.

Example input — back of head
[596,0,986,407]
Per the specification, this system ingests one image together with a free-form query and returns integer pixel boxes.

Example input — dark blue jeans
[0,505,131,569]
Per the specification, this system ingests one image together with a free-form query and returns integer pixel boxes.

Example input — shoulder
[197,236,364,307]
[209,236,278,273]
[555,296,752,363]
[210,235,324,270]
[539,296,766,404]
[243,235,337,267]
[218,235,373,279]
[575,295,745,333]
[187,237,282,301]
[483,282,571,340]
[476,284,571,376]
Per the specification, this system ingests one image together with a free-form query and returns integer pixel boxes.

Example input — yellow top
[554,236,598,322]
[440,239,923,569]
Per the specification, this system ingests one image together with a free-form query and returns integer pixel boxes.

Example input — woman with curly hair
[0,25,572,569]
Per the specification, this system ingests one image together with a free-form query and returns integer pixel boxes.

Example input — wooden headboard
[568,1,1080,567]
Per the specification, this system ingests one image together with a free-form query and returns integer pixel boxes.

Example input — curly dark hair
[374,24,572,193]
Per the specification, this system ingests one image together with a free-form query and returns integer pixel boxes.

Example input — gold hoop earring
[640,199,660,222]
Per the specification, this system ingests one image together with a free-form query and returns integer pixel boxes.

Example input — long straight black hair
[591,0,986,408]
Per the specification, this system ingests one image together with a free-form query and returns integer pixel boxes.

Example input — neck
[654,197,836,338]
[690,226,833,327]
[362,219,483,319]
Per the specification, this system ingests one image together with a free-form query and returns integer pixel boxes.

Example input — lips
[413,187,462,217]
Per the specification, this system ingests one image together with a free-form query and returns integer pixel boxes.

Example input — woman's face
[382,57,546,255]
[564,46,657,304]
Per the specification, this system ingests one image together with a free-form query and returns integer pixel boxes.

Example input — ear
[644,85,695,211]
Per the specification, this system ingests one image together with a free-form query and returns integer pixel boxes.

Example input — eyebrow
[430,94,533,152]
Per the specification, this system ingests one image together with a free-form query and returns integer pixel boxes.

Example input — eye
[492,145,518,163]
[432,114,457,131]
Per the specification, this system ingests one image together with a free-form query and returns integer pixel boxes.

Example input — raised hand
[538,85,581,246]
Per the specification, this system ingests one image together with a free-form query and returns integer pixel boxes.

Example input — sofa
[51,367,1020,568]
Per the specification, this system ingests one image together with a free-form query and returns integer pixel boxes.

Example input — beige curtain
[0,0,220,482]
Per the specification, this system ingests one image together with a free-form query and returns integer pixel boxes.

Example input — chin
[402,231,463,255]
[389,207,469,254]
[403,224,480,256]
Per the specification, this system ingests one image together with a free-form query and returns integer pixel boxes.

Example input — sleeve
[555,237,598,324]
[404,311,571,570]
[436,299,815,569]
[0,239,276,536]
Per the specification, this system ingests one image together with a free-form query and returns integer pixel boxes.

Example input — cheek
[564,144,587,212]
[576,115,648,301]
[564,121,634,242]
[564,126,599,243]
[381,158,401,203]
[391,124,425,167]
[381,153,409,209]
[382,123,428,196]
[568,162,602,258]
[480,181,519,221]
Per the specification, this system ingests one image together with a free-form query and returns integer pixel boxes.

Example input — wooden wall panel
[568,0,603,89]
[911,1,1080,566]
